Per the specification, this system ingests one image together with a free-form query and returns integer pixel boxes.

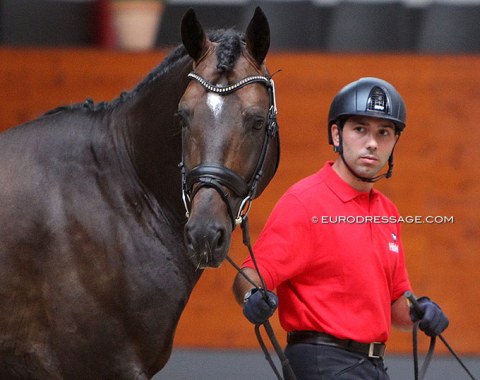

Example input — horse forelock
[208,29,244,73]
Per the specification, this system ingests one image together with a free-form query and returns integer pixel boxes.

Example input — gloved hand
[410,296,449,337]
[243,288,278,325]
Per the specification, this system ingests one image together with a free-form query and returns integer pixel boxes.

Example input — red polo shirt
[242,162,411,343]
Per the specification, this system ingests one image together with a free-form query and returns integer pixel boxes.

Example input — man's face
[333,116,398,179]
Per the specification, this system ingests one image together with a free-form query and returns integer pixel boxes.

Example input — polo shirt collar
[322,161,375,202]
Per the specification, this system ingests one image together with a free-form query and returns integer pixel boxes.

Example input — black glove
[243,288,278,325]
[410,296,449,337]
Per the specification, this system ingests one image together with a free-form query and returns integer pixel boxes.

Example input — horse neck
[113,58,193,226]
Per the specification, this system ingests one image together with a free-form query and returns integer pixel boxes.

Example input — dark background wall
[1,1,479,53]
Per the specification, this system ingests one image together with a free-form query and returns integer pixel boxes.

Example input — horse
[0,7,279,379]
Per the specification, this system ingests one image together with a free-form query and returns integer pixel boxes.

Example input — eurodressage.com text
[319,215,455,224]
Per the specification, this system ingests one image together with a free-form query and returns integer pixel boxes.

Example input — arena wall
[0,49,478,354]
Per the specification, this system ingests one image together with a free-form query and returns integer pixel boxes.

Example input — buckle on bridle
[235,196,252,225]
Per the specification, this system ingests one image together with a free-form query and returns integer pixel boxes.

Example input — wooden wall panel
[0,48,478,354]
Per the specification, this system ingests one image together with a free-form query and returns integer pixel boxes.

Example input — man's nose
[365,133,378,150]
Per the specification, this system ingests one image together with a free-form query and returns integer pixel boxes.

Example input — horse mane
[132,28,244,91]
[42,29,245,116]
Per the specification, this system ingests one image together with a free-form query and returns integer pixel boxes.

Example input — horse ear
[181,8,208,62]
[245,7,270,66]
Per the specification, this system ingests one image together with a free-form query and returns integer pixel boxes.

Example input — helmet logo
[367,86,389,114]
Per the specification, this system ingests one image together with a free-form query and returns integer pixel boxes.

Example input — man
[232,77,449,379]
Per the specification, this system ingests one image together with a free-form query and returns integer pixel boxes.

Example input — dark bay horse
[0,8,279,379]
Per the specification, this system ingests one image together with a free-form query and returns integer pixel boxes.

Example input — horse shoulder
[0,109,199,377]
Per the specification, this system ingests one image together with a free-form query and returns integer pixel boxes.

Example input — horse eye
[175,111,189,129]
[252,117,265,131]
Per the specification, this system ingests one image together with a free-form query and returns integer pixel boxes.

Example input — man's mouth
[359,155,378,164]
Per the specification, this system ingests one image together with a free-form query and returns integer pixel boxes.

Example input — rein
[226,217,297,380]
[180,72,279,228]
[227,252,478,380]
[405,291,477,380]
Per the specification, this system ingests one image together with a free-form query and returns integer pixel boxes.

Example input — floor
[154,348,480,379]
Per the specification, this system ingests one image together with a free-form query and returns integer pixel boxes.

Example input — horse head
[179,7,280,268]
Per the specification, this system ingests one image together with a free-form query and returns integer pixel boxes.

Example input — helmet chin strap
[340,152,394,183]
[335,129,396,183]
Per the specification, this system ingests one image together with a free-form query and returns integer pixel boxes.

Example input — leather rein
[406,292,476,380]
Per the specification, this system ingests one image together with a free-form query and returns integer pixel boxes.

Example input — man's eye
[380,129,391,136]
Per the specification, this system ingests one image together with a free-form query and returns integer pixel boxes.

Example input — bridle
[178,70,291,378]
[179,71,293,379]
[179,71,279,229]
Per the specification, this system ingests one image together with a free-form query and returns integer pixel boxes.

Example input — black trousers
[284,343,390,380]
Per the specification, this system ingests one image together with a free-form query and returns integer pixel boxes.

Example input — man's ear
[331,124,340,148]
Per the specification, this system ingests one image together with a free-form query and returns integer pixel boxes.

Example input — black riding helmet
[327,77,407,182]
[328,77,406,145]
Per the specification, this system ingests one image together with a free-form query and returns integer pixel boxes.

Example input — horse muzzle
[183,187,233,269]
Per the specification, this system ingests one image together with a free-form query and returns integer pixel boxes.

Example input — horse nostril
[218,229,225,248]
[213,227,225,251]
[184,225,196,252]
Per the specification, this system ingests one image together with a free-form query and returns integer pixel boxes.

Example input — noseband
[180,72,279,229]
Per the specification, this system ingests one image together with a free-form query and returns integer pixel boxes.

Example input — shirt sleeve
[241,192,313,290]
[391,217,412,301]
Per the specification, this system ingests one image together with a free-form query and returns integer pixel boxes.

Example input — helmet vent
[367,87,389,114]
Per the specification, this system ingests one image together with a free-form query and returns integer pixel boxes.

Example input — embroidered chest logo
[389,232,399,253]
